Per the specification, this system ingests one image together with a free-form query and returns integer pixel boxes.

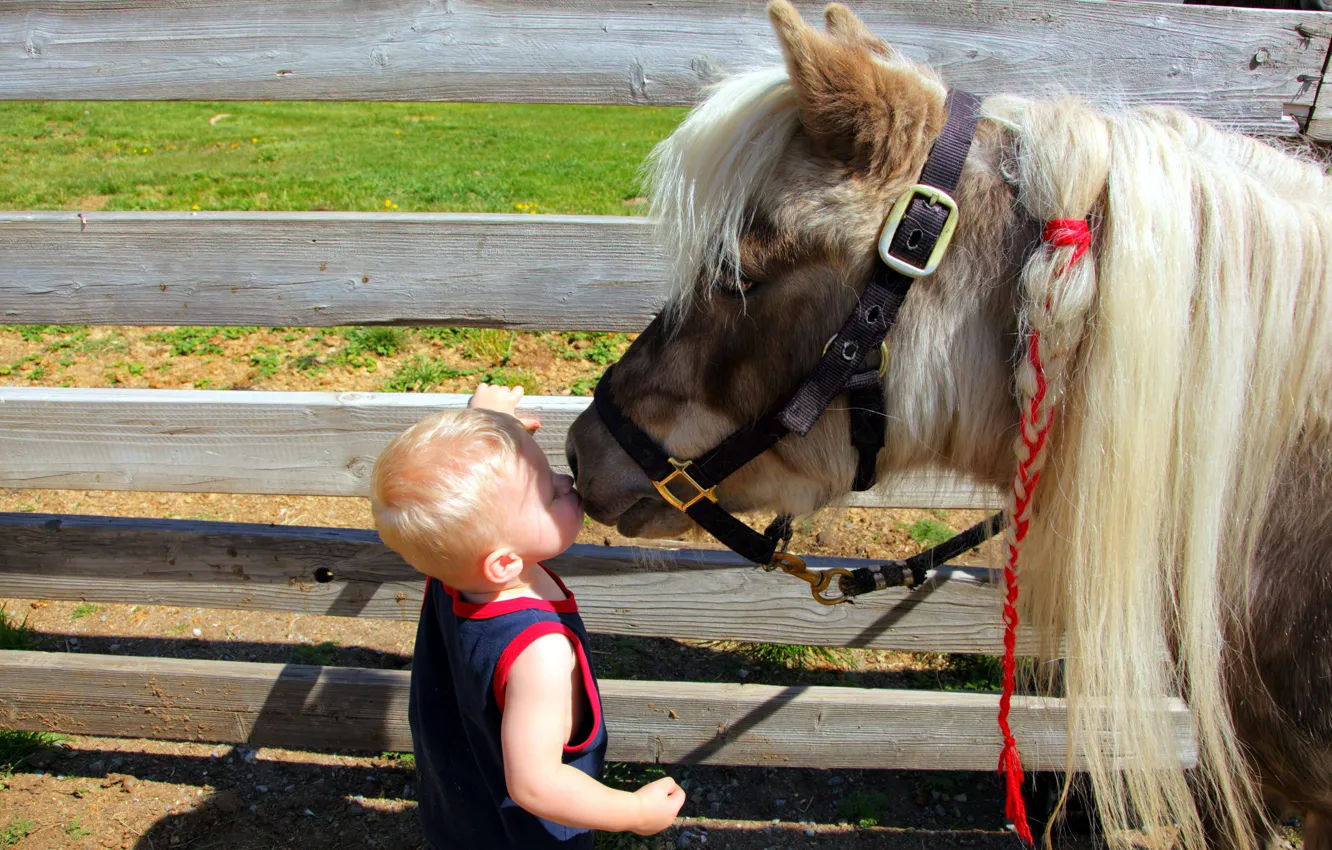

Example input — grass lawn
[0,100,684,215]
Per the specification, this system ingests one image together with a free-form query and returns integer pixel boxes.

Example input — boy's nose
[554,473,575,495]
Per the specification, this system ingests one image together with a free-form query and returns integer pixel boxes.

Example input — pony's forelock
[644,67,799,320]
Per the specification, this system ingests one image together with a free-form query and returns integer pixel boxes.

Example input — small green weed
[0,605,35,650]
[460,328,514,363]
[341,326,403,358]
[568,374,599,396]
[480,366,539,393]
[290,640,339,666]
[384,357,475,393]
[557,332,629,365]
[77,332,128,355]
[71,602,100,620]
[381,751,416,772]
[15,324,87,343]
[148,326,223,356]
[219,326,259,340]
[938,654,1004,691]
[906,518,954,550]
[248,345,284,378]
[64,817,92,839]
[412,327,466,345]
[729,642,840,668]
[0,818,34,848]
[837,792,890,828]
[0,730,53,775]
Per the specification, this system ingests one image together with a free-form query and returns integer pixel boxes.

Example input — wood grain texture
[0,213,665,331]
[0,512,1035,654]
[0,387,1003,509]
[0,650,1196,770]
[0,0,1320,137]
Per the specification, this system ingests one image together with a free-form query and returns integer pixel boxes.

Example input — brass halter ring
[767,551,855,606]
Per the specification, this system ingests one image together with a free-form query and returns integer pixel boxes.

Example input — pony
[565,2,1332,847]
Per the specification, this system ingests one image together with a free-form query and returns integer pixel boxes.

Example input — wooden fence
[7,0,1327,777]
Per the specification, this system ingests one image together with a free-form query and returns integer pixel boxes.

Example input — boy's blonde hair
[371,408,531,580]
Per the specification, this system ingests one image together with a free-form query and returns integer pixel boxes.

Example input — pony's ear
[767,0,945,180]
[823,3,896,59]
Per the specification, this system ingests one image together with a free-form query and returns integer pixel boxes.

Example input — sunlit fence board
[0,388,1004,509]
[0,651,1196,770]
[0,512,1032,654]
[0,213,664,331]
[0,0,1320,138]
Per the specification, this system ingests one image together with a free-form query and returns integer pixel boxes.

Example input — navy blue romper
[409,566,607,850]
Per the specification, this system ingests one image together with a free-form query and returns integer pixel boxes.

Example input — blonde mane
[991,96,1332,848]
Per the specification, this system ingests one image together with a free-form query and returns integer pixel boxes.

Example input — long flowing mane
[645,55,1332,849]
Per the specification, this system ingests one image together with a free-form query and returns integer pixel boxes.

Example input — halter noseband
[593,89,1000,604]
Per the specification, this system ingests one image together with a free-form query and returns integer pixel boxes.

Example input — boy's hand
[469,382,541,432]
[630,776,686,835]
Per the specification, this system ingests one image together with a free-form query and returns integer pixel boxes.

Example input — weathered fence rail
[5,0,1323,775]
[0,0,1321,139]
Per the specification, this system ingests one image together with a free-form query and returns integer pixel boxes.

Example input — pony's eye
[720,276,757,297]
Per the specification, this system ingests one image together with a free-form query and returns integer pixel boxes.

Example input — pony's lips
[615,496,694,539]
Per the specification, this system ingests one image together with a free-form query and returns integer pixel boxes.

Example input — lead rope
[999,217,1092,845]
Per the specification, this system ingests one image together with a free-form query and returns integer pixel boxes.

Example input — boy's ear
[481,548,525,586]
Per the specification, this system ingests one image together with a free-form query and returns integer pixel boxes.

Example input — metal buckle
[877,184,959,278]
[653,458,717,511]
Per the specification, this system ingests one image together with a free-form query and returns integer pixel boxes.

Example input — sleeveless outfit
[409,567,607,850]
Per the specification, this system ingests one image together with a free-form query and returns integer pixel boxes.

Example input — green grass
[837,791,890,828]
[64,817,92,840]
[290,641,340,666]
[0,818,34,848]
[0,730,56,776]
[383,357,477,393]
[480,366,540,394]
[906,517,955,550]
[0,101,683,215]
[71,602,100,620]
[728,642,841,668]
[0,605,35,650]
[380,751,416,772]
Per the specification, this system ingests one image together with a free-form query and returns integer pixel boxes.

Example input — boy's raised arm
[500,633,685,835]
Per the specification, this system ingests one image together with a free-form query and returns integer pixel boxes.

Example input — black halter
[593,89,1004,603]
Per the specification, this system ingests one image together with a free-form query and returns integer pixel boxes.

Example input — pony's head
[569,3,1332,848]
[566,1,1024,538]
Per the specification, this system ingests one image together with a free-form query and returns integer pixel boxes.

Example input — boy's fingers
[516,415,542,432]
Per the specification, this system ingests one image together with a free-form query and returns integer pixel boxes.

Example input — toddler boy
[371,383,685,849]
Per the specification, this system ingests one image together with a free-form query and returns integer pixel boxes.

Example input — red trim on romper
[442,564,578,619]
[492,623,604,755]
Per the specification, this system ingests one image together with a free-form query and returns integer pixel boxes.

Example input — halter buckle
[654,458,717,511]
[878,184,959,278]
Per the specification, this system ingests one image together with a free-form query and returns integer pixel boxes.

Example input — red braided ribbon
[996,219,1086,845]
[1043,218,1091,275]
